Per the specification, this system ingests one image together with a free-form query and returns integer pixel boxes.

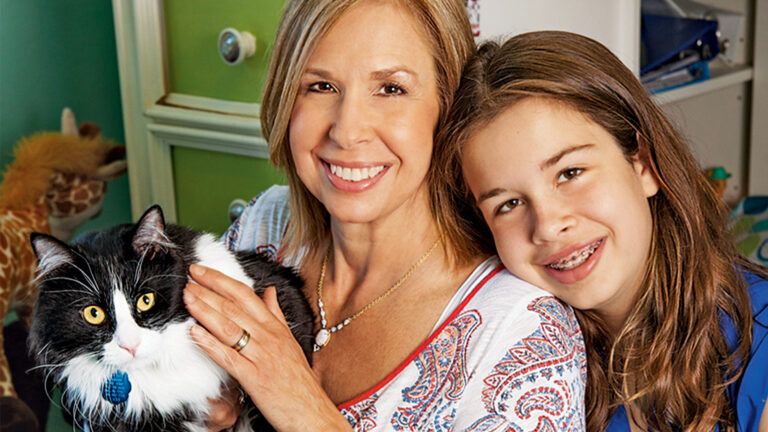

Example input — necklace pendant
[315,328,331,349]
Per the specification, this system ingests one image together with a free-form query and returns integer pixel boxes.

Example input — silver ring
[231,329,250,352]
[237,387,246,405]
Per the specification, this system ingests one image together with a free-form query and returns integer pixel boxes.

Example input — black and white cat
[28,205,314,432]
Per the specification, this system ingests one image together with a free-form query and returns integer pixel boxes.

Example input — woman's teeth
[329,164,385,182]
[547,240,602,271]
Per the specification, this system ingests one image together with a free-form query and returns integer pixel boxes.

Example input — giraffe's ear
[132,205,176,257]
[30,233,74,277]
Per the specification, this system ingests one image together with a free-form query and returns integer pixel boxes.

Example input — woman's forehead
[306,0,435,71]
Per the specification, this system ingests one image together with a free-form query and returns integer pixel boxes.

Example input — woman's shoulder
[223,185,291,255]
[472,266,581,333]
[446,262,585,365]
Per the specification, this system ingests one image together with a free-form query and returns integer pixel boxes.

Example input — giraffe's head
[45,109,127,240]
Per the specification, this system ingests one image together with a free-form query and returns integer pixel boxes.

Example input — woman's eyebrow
[303,68,333,79]
[370,67,418,82]
[539,144,594,171]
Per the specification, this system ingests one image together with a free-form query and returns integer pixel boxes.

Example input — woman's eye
[308,82,335,93]
[496,198,522,215]
[136,292,156,313]
[82,305,106,325]
[379,83,406,96]
[557,167,584,183]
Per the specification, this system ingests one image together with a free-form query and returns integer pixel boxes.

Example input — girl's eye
[308,82,335,93]
[136,292,156,312]
[379,83,406,96]
[557,167,584,183]
[82,305,106,325]
[496,198,523,215]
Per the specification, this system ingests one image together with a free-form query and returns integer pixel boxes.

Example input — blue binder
[641,14,720,75]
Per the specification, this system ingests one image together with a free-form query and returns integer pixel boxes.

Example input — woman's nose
[328,93,375,148]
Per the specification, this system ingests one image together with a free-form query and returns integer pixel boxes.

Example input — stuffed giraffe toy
[0,108,126,429]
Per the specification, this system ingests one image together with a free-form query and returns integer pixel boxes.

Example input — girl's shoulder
[730,269,768,431]
[743,270,768,321]
[223,185,291,257]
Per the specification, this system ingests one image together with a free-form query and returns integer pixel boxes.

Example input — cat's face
[30,206,192,373]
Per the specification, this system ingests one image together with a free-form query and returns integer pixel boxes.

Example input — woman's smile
[321,159,390,192]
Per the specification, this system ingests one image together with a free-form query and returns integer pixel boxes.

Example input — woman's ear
[633,133,660,198]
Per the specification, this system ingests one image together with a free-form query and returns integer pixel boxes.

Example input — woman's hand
[184,264,351,431]
[204,383,243,431]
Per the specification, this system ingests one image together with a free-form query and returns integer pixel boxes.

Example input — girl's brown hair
[437,30,767,431]
[261,0,478,264]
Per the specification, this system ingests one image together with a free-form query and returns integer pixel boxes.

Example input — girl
[438,31,768,431]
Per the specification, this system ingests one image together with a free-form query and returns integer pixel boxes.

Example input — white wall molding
[147,123,269,158]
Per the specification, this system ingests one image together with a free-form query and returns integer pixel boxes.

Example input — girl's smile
[542,237,604,284]
[462,97,659,329]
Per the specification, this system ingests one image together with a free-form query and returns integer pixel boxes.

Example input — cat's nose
[119,343,139,357]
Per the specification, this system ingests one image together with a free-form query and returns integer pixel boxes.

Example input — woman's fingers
[189,264,273,322]
[263,286,288,325]
[185,282,250,349]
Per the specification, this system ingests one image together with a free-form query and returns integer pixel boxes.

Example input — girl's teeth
[548,240,602,271]
[329,164,384,182]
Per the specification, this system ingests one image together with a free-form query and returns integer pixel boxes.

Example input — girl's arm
[184,264,352,431]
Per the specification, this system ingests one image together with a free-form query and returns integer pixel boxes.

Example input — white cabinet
[474,0,766,202]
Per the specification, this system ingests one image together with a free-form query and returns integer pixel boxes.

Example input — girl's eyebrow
[477,143,596,204]
[477,187,507,204]
[539,144,594,171]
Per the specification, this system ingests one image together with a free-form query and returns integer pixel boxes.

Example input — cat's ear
[133,205,176,257]
[30,233,74,277]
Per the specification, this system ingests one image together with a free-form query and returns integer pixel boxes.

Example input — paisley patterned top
[225,186,588,431]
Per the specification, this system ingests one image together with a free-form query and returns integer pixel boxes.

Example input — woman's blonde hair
[438,31,767,431]
[261,0,478,263]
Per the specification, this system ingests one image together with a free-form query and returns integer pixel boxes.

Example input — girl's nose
[530,201,576,244]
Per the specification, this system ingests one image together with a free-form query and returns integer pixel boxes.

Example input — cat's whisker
[69,248,100,292]
[37,276,95,295]
[133,248,148,288]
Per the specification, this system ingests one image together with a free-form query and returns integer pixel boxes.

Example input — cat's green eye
[136,293,156,312]
[82,305,106,325]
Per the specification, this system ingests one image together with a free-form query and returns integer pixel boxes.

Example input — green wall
[0,0,132,236]
[0,1,130,430]
[165,0,285,102]
[173,147,285,235]
[164,0,288,231]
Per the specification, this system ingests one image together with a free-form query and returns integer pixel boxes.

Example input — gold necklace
[313,240,440,352]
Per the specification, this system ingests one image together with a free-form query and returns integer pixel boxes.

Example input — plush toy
[705,166,732,200]
[0,108,127,431]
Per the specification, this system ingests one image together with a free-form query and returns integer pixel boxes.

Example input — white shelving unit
[475,0,766,203]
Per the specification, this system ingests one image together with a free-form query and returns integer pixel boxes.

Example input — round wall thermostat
[218,28,256,66]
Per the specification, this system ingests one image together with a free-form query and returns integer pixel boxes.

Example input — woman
[185,2,586,430]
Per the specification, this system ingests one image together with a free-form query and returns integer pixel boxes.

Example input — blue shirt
[607,271,768,431]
